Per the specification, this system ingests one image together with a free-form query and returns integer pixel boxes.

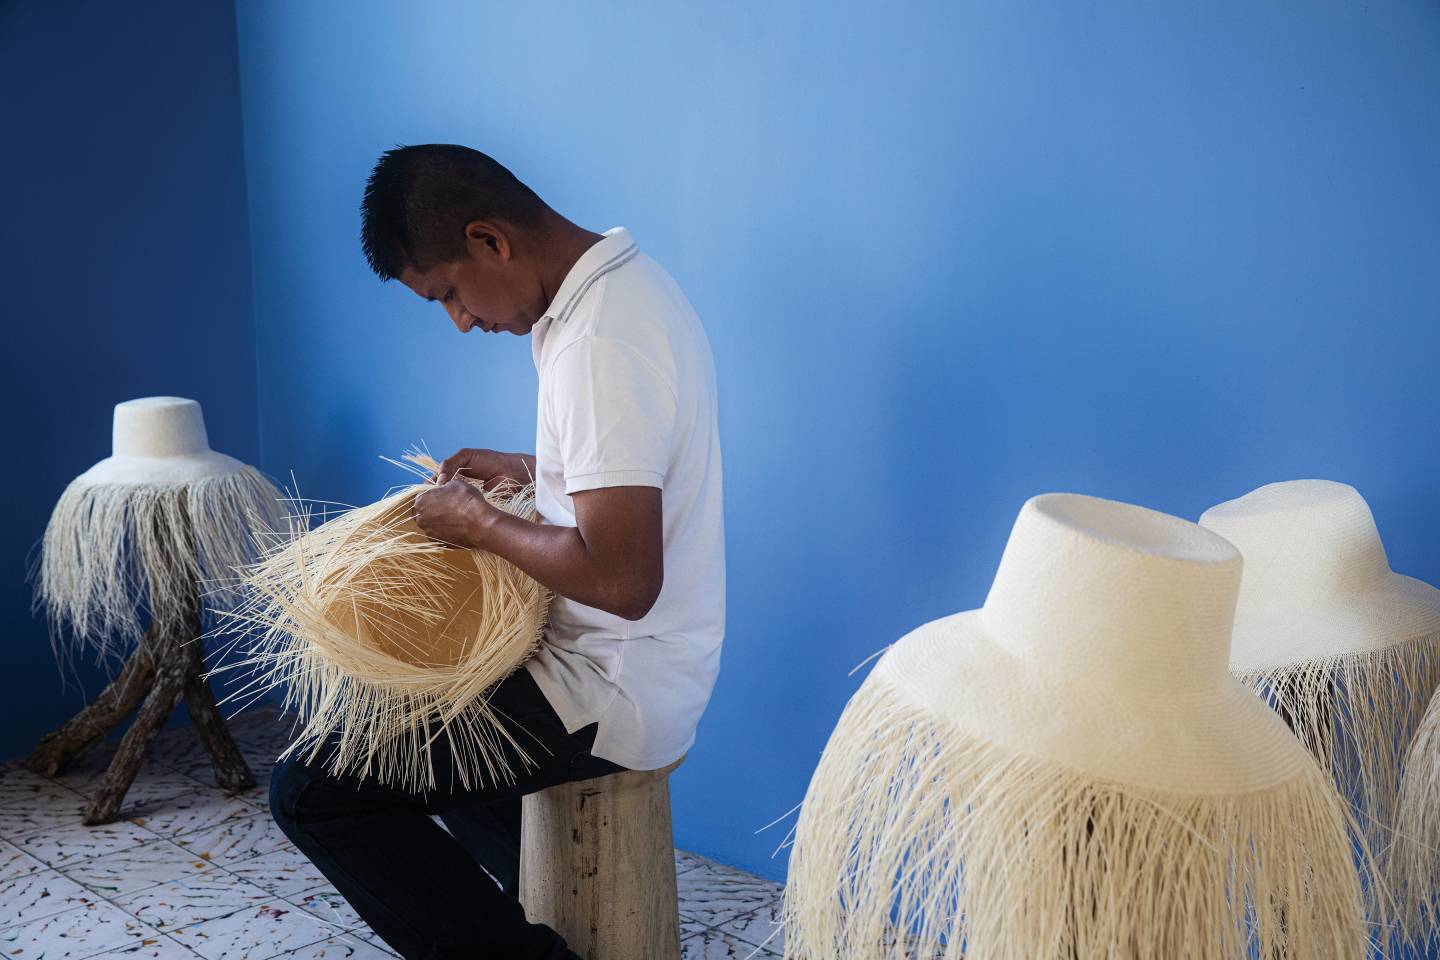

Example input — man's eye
[444,290,454,302]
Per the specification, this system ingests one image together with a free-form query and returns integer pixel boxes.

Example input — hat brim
[873,609,1314,796]
[1229,572,1440,673]
[75,450,247,486]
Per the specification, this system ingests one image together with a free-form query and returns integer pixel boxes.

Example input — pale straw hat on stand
[35,396,285,660]
[1199,479,1440,942]
[216,450,550,792]
[783,493,1370,959]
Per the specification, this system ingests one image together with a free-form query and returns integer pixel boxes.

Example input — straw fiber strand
[35,466,285,662]
[1235,632,1440,866]
[782,673,1373,960]
[1391,682,1440,942]
[216,452,550,792]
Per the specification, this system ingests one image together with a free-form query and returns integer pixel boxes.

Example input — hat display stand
[25,397,286,824]
[211,449,549,793]
[1199,479,1440,941]
[782,494,1371,960]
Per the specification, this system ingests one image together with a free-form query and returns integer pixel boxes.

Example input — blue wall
[228,0,1440,888]
[0,1,261,760]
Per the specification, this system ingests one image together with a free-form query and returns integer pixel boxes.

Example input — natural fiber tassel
[1390,684,1440,941]
[783,668,1373,960]
[214,452,550,792]
[35,465,286,662]
[1235,632,1440,864]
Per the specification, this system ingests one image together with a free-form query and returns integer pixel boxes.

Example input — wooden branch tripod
[25,508,255,824]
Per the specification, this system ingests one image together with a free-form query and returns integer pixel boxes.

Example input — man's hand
[412,477,496,550]
[433,448,537,489]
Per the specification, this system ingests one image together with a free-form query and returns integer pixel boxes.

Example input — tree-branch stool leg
[179,632,255,792]
[82,633,190,826]
[25,623,164,778]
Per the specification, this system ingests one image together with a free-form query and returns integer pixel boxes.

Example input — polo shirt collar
[538,226,638,327]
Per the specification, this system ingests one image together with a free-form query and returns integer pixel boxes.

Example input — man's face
[398,222,542,336]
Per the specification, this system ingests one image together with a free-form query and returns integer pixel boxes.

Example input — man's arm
[413,479,663,621]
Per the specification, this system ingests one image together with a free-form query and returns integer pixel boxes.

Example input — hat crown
[1199,480,1390,608]
[982,494,1242,701]
[112,397,211,459]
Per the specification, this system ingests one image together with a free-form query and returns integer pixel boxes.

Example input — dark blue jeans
[269,667,628,960]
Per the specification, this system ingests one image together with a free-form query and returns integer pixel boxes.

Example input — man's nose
[444,303,472,333]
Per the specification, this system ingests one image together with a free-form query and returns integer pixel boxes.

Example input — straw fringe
[782,673,1373,960]
[1391,684,1440,942]
[1234,633,1440,866]
[33,466,286,663]
[213,453,550,792]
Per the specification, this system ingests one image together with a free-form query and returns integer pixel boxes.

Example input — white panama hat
[783,493,1368,959]
[1200,479,1440,672]
[1200,479,1440,945]
[36,397,284,659]
[76,397,253,486]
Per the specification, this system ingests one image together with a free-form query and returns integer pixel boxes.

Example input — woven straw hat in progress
[35,397,285,661]
[782,493,1370,960]
[1199,479,1440,939]
[217,451,550,792]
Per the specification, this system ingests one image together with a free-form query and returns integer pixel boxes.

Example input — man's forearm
[469,507,654,620]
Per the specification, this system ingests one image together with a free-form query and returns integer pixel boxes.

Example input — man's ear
[465,220,511,260]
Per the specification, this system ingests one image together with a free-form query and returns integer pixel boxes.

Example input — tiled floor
[1,709,786,960]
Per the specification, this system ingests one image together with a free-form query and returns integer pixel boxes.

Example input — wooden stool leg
[521,758,684,960]
[82,638,190,825]
[179,635,255,792]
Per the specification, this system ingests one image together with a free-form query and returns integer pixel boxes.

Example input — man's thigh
[273,666,614,820]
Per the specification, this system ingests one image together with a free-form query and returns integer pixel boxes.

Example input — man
[268,144,726,960]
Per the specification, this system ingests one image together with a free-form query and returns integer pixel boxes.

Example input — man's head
[361,144,552,336]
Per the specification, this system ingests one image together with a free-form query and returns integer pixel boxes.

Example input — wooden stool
[520,755,685,960]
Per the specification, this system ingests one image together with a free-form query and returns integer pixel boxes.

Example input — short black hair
[360,144,548,281]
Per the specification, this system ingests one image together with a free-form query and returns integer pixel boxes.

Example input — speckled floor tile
[0,790,91,838]
[223,847,328,898]
[168,899,334,960]
[58,838,211,898]
[354,931,398,957]
[714,898,786,954]
[127,793,258,840]
[111,873,274,932]
[0,836,50,882]
[0,768,84,809]
[675,848,708,875]
[279,934,391,960]
[680,927,781,959]
[170,813,292,866]
[677,859,786,928]
[284,886,366,934]
[0,900,163,960]
[45,744,121,792]
[89,935,202,959]
[17,816,158,868]
[0,868,98,929]
[65,769,206,807]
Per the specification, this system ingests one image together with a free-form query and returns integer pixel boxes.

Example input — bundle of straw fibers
[1198,479,1440,944]
[1391,686,1440,939]
[220,451,550,791]
[782,494,1371,960]
[35,397,285,662]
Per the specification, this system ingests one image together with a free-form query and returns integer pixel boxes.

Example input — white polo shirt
[522,226,726,771]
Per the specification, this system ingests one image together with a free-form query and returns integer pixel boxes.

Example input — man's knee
[269,753,318,831]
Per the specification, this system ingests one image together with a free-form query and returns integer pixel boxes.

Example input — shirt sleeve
[546,335,678,496]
